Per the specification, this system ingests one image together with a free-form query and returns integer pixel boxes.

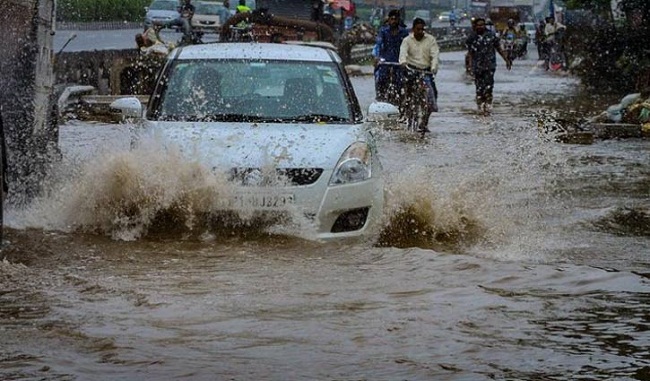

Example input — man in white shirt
[398,17,440,132]
[544,16,566,43]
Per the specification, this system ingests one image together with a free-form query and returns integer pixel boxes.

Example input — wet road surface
[2,51,650,380]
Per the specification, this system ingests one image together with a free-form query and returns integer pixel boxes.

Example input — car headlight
[329,142,372,185]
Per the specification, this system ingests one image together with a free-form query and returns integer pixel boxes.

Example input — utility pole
[0,0,58,202]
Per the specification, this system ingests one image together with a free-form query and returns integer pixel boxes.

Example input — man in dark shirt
[465,17,511,115]
[176,0,195,43]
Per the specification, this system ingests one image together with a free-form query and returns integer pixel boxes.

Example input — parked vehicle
[144,0,181,29]
[191,1,227,34]
[521,21,536,42]
[438,11,451,22]
[110,43,387,240]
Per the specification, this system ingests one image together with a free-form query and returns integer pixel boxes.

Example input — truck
[469,1,489,19]
[489,0,535,29]
[220,0,375,63]
[220,0,337,43]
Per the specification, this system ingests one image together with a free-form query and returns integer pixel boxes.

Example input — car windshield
[150,0,178,11]
[151,59,353,123]
[195,2,224,15]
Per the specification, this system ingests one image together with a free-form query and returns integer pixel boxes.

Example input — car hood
[194,15,218,20]
[146,121,367,169]
[192,15,219,24]
[147,10,179,18]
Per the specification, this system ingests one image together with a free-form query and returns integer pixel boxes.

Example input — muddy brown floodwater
[2,51,650,380]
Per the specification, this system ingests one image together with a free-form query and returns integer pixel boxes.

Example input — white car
[111,43,388,240]
[191,1,227,34]
[144,0,181,29]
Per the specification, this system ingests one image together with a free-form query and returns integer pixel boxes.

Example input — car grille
[227,168,323,186]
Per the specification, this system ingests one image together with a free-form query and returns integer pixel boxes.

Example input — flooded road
[2,51,650,380]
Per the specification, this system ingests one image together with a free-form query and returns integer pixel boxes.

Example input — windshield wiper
[158,114,269,122]
[279,114,348,122]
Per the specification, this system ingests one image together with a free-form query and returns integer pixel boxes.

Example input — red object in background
[329,0,352,11]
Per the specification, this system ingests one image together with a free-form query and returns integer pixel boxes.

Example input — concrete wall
[55,49,164,96]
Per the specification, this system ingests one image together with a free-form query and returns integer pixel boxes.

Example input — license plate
[219,193,295,210]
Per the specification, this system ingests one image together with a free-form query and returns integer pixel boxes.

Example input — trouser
[173,18,193,40]
[474,68,495,105]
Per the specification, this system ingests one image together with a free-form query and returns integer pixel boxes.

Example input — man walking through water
[465,17,512,116]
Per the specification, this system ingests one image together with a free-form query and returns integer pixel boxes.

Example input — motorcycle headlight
[329,142,372,185]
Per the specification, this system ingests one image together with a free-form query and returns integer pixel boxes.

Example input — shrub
[58,0,151,22]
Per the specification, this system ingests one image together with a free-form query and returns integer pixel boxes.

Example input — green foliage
[566,16,650,93]
[565,0,611,12]
[57,0,151,22]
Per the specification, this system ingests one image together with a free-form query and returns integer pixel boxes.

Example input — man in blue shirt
[372,9,409,107]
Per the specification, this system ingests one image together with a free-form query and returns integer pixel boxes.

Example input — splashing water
[7,135,322,241]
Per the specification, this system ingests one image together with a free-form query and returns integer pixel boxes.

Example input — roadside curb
[57,21,142,31]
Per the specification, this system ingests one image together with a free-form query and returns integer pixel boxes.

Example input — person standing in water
[465,17,512,115]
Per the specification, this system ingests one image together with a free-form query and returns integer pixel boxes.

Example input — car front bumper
[217,171,384,241]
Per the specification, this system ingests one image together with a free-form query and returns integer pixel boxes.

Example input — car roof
[175,43,340,63]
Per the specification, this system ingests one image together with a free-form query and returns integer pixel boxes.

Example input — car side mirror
[366,101,400,128]
[110,97,144,119]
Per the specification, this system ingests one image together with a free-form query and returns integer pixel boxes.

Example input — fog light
[331,207,370,233]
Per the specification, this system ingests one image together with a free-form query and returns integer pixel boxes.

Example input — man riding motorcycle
[372,9,409,108]
[500,19,519,61]
[543,16,567,70]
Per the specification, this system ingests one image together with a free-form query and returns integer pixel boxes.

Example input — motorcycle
[501,30,518,62]
[178,30,204,46]
[546,29,566,71]
[513,35,528,59]
[547,41,565,71]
